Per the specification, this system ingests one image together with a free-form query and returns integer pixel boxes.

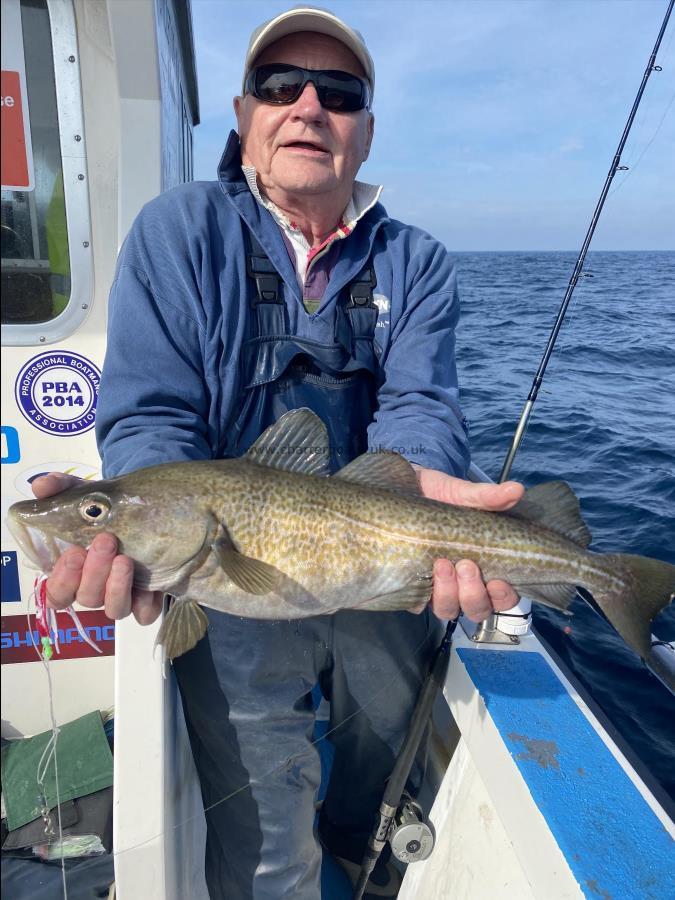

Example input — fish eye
[79,496,111,524]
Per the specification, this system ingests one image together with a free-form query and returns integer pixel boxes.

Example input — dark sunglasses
[245,63,371,112]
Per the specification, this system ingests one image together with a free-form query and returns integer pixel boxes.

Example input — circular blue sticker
[15,351,101,436]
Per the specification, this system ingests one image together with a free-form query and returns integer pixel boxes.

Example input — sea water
[453,250,675,802]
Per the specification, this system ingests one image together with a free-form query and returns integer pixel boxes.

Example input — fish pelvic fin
[156,598,208,661]
[593,553,675,688]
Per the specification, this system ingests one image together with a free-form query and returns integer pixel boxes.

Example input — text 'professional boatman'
[34,7,523,898]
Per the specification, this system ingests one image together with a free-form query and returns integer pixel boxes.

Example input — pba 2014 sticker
[14,352,101,436]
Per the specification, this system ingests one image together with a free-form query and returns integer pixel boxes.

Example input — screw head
[74,134,81,142]
[39,336,46,343]
[82,241,89,248]
[68,55,76,63]
[78,174,84,181]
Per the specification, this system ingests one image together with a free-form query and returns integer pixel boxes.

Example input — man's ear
[363,113,375,161]
[233,95,243,126]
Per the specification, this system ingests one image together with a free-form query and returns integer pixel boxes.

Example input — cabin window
[1,0,92,344]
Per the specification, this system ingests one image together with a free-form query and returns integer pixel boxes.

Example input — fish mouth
[6,513,77,573]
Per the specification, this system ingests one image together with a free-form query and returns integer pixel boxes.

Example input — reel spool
[389,799,434,864]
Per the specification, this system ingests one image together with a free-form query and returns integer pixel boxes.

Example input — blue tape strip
[457,648,674,900]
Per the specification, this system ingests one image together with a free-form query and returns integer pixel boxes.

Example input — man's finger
[31,472,82,500]
[75,533,118,609]
[415,467,524,511]
[46,548,86,609]
[132,590,163,626]
[487,579,520,612]
[104,556,135,620]
[430,558,460,620]
[448,479,524,511]
[456,560,493,621]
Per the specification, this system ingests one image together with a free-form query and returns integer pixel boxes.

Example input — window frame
[2,0,93,346]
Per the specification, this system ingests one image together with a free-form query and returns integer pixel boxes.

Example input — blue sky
[190,0,675,250]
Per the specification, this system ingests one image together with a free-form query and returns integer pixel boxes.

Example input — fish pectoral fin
[244,408,331,477]
[214,541,282,594]
[334,452,421,495]
[156,598,208,661]
[518,583,577,610]
[357,575,432,613]
[508,482,592,549]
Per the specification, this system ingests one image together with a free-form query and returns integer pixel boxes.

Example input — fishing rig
[353,2,675,895]
[24,576,103,899]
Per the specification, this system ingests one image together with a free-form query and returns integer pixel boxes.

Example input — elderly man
[35,8,522,899]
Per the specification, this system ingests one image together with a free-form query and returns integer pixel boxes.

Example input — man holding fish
[32,7,525,898]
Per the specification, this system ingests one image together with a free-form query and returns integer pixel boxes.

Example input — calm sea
[452,250,675,801]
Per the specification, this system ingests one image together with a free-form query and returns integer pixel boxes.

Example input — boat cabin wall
[1,0,199,737]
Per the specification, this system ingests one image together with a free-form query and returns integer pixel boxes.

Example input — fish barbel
[6,410,674,688]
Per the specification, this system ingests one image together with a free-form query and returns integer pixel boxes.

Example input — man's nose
[291,82,326,121]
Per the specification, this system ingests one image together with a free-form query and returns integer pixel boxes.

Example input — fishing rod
[354,5,674,895]
[499,0,673,483]
[353,619,458,900]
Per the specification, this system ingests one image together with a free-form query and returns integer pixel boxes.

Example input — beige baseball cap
[242,5,375,96]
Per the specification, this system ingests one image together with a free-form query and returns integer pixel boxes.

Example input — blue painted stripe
[457,648,674,900]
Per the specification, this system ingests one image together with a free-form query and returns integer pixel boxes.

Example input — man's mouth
[282,141,330,156]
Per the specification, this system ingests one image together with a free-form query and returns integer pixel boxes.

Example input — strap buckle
[347,267,377,309]
[246,255,282,305]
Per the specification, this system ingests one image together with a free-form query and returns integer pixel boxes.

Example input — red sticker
[1,70,30,189]
[1,610,115,664]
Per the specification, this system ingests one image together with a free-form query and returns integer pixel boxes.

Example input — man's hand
[415,467,523,621]
[31,473,163,625]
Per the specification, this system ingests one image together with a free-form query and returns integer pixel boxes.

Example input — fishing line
[609,21,675,192]
[499,10,675,433]
[26,577,69,900]
[47,616,440,879]
[499,0,674,481]
[609,88,675,196]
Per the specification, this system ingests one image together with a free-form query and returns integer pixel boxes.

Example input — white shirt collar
[241,165,382,241]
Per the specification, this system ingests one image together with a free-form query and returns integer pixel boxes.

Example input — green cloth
[1,711,113,831]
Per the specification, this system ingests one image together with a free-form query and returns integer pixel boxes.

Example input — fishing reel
[388,797,434,864]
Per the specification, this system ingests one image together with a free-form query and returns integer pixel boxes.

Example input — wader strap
[245,226,378,349]
[345,265,378,345]
[246,230,287,336]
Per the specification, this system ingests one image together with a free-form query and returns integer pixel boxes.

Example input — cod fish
[7,409,674,689]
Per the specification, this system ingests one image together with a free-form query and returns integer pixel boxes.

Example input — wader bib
[174,232,437,900]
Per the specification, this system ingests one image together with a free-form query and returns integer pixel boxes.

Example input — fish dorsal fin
[334,451,421,495]
[508,481,592,548]
[244,408,330,476]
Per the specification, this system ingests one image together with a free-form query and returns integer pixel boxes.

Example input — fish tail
[156,598,208,661]
[596,554,675,692]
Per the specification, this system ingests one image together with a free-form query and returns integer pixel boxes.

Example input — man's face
[235,32,374,206]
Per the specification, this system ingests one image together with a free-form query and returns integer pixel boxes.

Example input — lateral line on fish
[316,506,619,585]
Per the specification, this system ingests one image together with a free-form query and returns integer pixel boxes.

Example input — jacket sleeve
[96,261,212,478]
[367,258,470,477]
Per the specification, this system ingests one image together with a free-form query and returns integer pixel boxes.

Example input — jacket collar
[217,130,248,192]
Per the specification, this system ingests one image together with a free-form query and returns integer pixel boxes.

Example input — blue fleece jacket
[96,132,470,479]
